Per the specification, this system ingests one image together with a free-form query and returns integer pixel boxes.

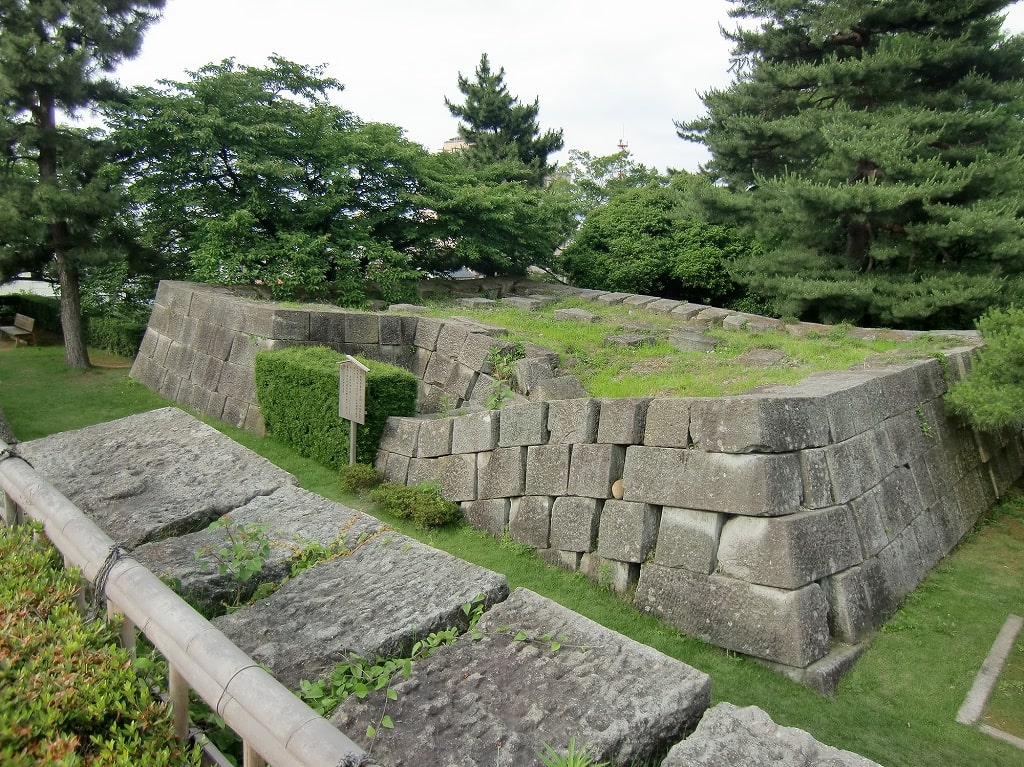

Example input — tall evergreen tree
[678,0,1024,327]
[445,53,564,185]
[0,0,164,368]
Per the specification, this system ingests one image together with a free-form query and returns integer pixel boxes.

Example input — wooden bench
[0,314,35,346]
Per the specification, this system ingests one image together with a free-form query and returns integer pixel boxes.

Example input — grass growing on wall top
[1,345,1023,766]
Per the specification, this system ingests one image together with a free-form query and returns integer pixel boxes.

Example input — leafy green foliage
[945,306,1024,432]
[194,515,271,586]
[538,738,608,767]
[445,53,564,186]
[255,345,417,469]
[84,314,147,358]
[679,0,1024,329]
[338,462,382,493]
[369,481,461,528]
[0,523,200,766]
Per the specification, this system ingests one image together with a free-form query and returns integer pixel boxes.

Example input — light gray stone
[477,447,526,499]
[451,410,499,454]
[379,452,410,484]
[413,316,443,350]
[671,302,708,320]
[663,703,882,767]
[408,454,477,502]
[444,362,478,401]
[512,356,555,395]
[435,322,471,357]
[416,418,453,458]
[689,394,830,453]
[716,506,864,590]
[635,565,831,667]
[529,375,588,402]
[331,588,711,767]
[655,507,724,574]
[509,496,552,548]
[19,408,296,546]
[423,349,455,385]
[460,333,508,373]
[461,498,510,538]
[595,291,631,305]
[596,397,650,444]
[668,331,720,352]
[643,398,691,447]
[566,443,626,498]
[215,534,509,690]
[552,307,600,322]
[525,444,571,496]
[499,402,549,447]
[580,553,639,593]
[550,496,602,552]
[783,370,888,442]
[546,398,599,443]
[456,297,497,308]
[621,294,659,306]
[604,332,655,348]
[377,417,421,456]
[821,431,885,504]
[596,500,659,563]
[646,299,683,315]
[500,296,541,310]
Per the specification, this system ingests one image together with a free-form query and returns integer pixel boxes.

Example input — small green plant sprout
[194,515,271,586]
[915,404,933,438]
[538,738,608,767]
[486,341,527,381]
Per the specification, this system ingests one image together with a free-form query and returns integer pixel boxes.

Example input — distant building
[442,137,471,152]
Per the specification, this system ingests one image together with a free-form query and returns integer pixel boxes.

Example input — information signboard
[338,356,368,425]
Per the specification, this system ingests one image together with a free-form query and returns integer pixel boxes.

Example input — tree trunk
[37,91,91,368]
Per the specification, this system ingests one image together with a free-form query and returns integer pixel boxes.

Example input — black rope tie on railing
[86,541,133,622]
[0,446,32,468]
[336,752,383,767]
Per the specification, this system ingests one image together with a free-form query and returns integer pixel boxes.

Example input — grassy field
[1,342,1021,766]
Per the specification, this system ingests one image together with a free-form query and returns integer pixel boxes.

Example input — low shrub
[85,315,148,358]
[0,523,200,766]
[339,462,382,493]
[0,293,61,332]
[369,481,461,528]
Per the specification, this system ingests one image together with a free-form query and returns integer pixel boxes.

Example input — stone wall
[131,280,1024,685]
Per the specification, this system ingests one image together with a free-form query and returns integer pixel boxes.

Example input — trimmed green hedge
[0,523,200,766]
[255,346,417,469]
[0,294,61,332]
[85,315,148,358]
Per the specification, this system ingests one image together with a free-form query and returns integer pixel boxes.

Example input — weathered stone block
[416,417,452,458]
[623,446,802,516]
[467,372,498,406]
[461,498,510,538]
[824,560,887,643]
[379,452,410,484]
[408,454,477,502]
[553,307,600,322]
[646,299,683,315]
[525,444,571,495]
[459,333,503,372]
[597,397,650,444]
[423,351,454,385]
[671,302,707,320]
[799,448,834,510]
[567,443,626,498]
[580,553,640,593]
[445,362,478,401]
[413,316,444,350]
[499,401,549,446]
[546,398,599,443]
[550,496,602,552]
[596,291,630,305]
[435,322,470,357]
[529,375,588,402]
[785,370,887,442]
[643,398,691,447]
[622,294,659,307]
[597,500,659,563]
[717,506,864,589]
[513,356,554,395]
[510,496,552,548]
[477,447,526,499]
[377,416,421,456]
[270,309,310,341]
[635,565,831,667]
[689,394,830,453]
[500,296,541,310]
[816,431,884,504]
[451,410,499,454]
[655,507,724,574]
[189,353,224,390]
[876,359,947,419]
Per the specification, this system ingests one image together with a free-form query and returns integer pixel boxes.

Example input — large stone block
[812,431,884,504]
[331,588,711,767]
[663,703,882,767]
[416,417,452,458]
[597,500,659,563]
[377,416,421,456]
[783,370,888,442]
[460,333,509,373]
[876,359,947,419]
[525,444,571,495]
[567,443,626,498]
[451,410,499,454]
[509,495,552,548]
[408,454,477,502]
[877,409,933,469]
[623,446,802,516]
[848,486,889,558]
[499,402,549,447]
[546,398,599,443]
[423,351,454,385]
[413,316,444,350]
[378,314,417,347]
[477,447,527,499]
[716,506,864,589]
[379,452,410,484]
[435,321,470,357]
[550,496,602,552]
[308,310,347,343]
[824,560,888,643]
[689,394,830,453]
[799,448,835,510]
[513,356,555,395]
[580,552,640,593]
[635,565,831,667]
[270,309,310,341]
[596,397,650,445]
[655,507,724,574]
[461,498,510,538]
[643,398,691,447]
[444,362,478,401]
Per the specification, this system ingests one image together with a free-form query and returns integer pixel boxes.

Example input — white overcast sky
[111,0,1024,174]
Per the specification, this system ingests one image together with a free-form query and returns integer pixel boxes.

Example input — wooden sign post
[338,355,369,466]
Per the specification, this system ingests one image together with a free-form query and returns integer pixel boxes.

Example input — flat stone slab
[18,407,296,545]
[214,535,509,690]
[330,587,711,767]
[663,703,881,766]
[669,331,720,352]
[733,349,788,367]
[135,485,384,613]
[604,332,655,348]
[552,307,600,323]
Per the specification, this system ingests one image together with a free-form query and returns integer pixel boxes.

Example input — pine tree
[0,0,165,368]
[445,53,564,186]
[678,0,1024,326]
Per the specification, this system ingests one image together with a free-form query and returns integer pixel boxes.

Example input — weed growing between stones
[537,738,609,767]
[194,515,270,606]
[915,404,933,438]
[499,525,535,556]
[485,342,526,409]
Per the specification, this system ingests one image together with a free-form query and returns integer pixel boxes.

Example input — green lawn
[1,344,1022,766]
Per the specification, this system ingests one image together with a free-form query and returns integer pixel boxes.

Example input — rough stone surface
[596,500,659,563]
[552,307,599,322]
[663,703,881,767]
[566,443,625,498]
[636,565,831,667]
[498,402,549,447]
[604,332,655,348]
[0,407,15,444]
[529,375,588,402]
[378,417,421,456]
[407,454,477,502]
[331,588,711,767]
[596,397,650,444]
[416,417,453,458]
[655,507,724,574]
[550,496,602,552]
[689,395,830,453]
[19,407,296,545]
[512,356,555,395]
[525,444,571,496]
[477,447,526,499]
[461,498,509,538]
[643,398,691,447]
[215,535,509,690]
[450,410,499,454]
[509,496,552,548]
[546,398,599,443]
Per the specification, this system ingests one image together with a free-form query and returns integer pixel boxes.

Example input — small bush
[85,315,148,358]
[0,294,61,332]
[369,481,461,528]
[339,462,382,493]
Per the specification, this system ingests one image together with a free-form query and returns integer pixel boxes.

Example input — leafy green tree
[445,53,564,186]
[106,57,430,303]
[0,0,165,368]
[678,0,1024,327]
[945,306,1024,432]
[554,148,661,219]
